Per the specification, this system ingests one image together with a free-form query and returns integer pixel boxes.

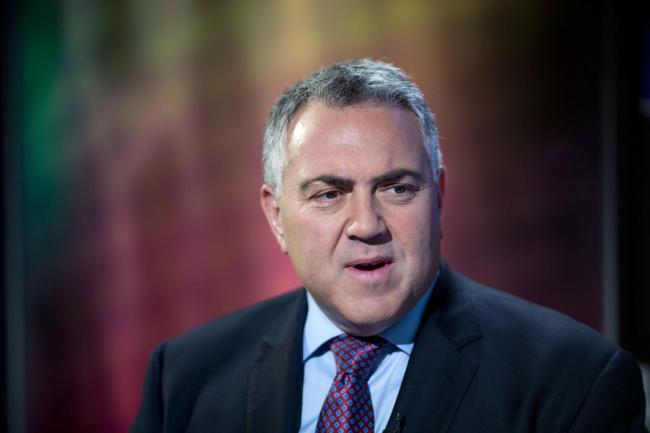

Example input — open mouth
[353,260,390,271]
[347,257,394,272]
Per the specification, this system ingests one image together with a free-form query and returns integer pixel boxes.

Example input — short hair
[262,58,442,195]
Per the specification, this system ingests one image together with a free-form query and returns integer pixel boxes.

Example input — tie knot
[330,334,389,379]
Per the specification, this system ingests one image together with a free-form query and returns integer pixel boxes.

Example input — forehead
[283,102,429,181]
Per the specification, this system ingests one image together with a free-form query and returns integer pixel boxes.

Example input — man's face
[261,102,444,336]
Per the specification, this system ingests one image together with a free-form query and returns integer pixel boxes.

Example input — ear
[435,167,446,239]
[436,166,446,211]
[260,183,288,253]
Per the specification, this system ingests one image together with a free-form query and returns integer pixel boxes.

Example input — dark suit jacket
[131,263,648,433]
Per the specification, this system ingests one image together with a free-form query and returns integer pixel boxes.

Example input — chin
[340,321,392,337]
[337,303,402,336]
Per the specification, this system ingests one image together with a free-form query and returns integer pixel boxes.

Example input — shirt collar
[302,271,438,361]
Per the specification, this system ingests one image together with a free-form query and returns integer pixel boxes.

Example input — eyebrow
[299,175,353,192]
[299,169,424,192]
[371,169,424,185]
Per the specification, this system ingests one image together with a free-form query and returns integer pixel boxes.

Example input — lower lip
[344,262,394,282]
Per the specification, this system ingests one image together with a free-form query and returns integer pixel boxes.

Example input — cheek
[283,212,340,261]
[391,207,440,254]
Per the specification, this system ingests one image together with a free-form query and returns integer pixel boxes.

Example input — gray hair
[262,58,442,196]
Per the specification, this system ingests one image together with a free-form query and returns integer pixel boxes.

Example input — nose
[345,193,390,244]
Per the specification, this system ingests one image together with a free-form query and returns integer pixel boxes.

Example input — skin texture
[261,102,444,336]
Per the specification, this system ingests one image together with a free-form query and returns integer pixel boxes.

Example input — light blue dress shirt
[299,274,437,433]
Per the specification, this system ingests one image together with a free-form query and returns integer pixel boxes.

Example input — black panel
[614,0,650,362]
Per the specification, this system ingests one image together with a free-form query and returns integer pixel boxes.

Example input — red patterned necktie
[316,334,389,433]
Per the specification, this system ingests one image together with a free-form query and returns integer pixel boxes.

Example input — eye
[388,184,409,194]
[312,189,342,204]
[379,183,418,203]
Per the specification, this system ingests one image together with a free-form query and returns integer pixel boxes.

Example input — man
[131,59,648,433]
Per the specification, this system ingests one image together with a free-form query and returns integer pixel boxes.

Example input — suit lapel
[246,290,307,433]
[386,263,483,433]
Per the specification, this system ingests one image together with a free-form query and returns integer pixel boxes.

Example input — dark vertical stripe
[5,1,25,432]
[601,0,619,342]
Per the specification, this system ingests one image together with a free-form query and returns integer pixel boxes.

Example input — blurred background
[3,1,649,432]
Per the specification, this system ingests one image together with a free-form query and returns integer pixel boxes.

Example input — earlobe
[260,184,288,253]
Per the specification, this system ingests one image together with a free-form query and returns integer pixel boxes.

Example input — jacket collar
[384,261,484,433]
[246,290,307,433]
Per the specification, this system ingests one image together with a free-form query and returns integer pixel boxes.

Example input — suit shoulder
[164,289,305,361]
[451,271,617,360]
[133,290,306,430]
[437,267,647,433]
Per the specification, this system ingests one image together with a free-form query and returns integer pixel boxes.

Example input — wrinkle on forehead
[280,102,434,195]
[285,102,422,159]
